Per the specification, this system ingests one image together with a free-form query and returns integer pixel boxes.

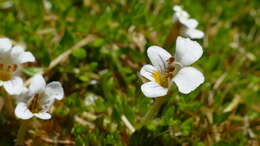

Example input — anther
[167,66,175,72]
[166,57,175,64]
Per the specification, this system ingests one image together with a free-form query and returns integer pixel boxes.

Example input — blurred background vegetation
[0,0,259,145]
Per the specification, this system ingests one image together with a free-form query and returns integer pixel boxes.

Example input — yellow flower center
[152,71,169,88]
[0,64,17,81]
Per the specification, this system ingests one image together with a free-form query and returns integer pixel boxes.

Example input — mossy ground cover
[0,0,259,145]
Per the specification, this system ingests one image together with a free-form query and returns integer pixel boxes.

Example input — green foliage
[0,0,259,145]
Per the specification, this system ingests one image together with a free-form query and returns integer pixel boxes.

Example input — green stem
[138,96,167,129]
[15,120,30,146]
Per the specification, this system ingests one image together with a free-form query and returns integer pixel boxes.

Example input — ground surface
[0,0,259,145]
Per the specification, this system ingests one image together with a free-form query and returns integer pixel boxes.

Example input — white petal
[17,52,35,64]
[173,5,182,12]
[140,64,158,81]
[181,18,198,28]
[45,82,64,100]
[147,46,172,71]
[29,74,46,95]
[11,45,25,64]
[15,103,33,120]
[11,45,24,56]
[184,28,204,39]
[175,37,203,66]
[34,112,51,120]
[174,10,189,21]
[173,67,204,94]
[15,87,31,103]
[3,77,24,95]
[39,95,55,112]
[0,38,12,52]
[141,82,168,98]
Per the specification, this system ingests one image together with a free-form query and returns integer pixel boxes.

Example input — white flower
[0,38,35,95]
[15,74,64,120]
[173,5,204,39]
[140,36,204,98]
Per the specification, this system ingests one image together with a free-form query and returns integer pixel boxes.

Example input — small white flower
[140,36,204,98]
[0,38,35,95]
[173,5,204,39]
[15,74,64,120]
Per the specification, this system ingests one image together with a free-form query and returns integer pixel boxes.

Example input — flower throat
[152,57,176,88]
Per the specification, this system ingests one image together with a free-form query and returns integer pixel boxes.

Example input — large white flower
[173,5,204,39]
[140,36,204,98]
[0,38,35,95]
[15,74,64,120]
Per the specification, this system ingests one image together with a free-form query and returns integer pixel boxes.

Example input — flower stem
[4,95,13,116]
[138,96,167,129]
[15,120,29,146]
[163,22,181,48]
[1,88,14,116]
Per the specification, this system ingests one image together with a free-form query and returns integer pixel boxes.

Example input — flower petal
[140,64,158,81]
[181,18,198,28]
[29,74,46,95]
[141,81,168,98]
[173,5,182,12]
[184,28,204,39]
[173,67,204,94]
[34,112,51,120]
[11,45,35,64]
[15,103,33,120]
[11,45,24,56]
[15,87,31,103]
[147,46,172,71]
[45,82,64,100]
[3,77,24,95]
[175,37,203,66]
[39,95,55,112]
[17,52,35,64]
[0,38,12,52]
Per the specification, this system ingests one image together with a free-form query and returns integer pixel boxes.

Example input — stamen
[166,57,175,65]
[152,71,168,88]
[167,66,175,72]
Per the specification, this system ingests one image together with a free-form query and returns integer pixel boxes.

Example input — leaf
[72,48,87,59]
[128,128,163,146]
